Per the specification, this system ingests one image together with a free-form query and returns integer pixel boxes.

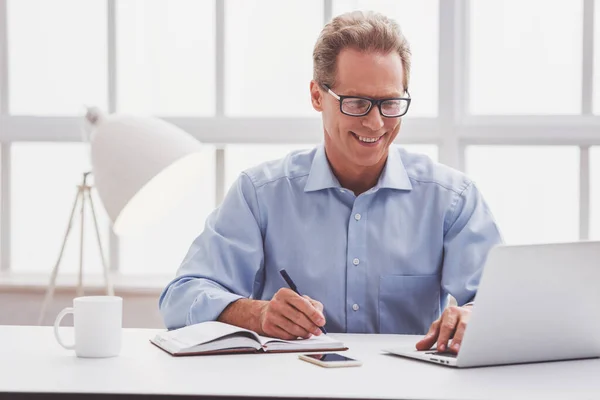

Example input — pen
[279,269,328,334]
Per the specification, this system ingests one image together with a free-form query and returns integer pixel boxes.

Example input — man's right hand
[258,288,326,340]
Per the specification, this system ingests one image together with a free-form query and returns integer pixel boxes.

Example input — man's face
[311,48,405,169]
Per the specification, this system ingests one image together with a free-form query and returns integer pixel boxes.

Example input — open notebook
[150,321,347,356]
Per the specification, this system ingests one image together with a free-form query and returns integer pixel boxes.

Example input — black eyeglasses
[321,84,411,118]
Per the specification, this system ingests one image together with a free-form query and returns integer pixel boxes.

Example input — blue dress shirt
[159,144,503,334]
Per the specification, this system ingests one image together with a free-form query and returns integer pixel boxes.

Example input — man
[159,11,502,355]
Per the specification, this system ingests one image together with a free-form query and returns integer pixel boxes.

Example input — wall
[0,287,164,328]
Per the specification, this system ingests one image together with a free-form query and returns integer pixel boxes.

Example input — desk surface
[0,325,599,400]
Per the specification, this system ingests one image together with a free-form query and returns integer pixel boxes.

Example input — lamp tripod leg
[77,185,86,298]
[86,190,114,296]
[38,187,83,325]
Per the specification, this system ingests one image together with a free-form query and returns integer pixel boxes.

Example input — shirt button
[354,213,361,221]
[339,189,345,193]
[352,258,360,266]
[352,304,360,311]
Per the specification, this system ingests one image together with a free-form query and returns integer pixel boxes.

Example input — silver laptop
[384,241,600,368]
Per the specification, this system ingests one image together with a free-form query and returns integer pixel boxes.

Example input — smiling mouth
[351,131,385,143]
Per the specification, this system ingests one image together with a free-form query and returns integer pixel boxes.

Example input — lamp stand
[37,172,114,325]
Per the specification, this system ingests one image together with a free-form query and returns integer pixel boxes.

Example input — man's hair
[313,10,411,91]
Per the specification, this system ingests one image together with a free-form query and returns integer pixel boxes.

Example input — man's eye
[344,99,370,110]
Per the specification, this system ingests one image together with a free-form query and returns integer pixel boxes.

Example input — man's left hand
[415,305,473,354]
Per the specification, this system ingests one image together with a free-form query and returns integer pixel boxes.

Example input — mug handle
[54,307,76,350]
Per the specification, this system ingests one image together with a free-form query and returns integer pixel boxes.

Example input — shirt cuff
[186,290,245,326]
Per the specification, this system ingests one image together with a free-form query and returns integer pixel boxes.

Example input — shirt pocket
[379,274,441,335]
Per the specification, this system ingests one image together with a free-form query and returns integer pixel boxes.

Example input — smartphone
[298,353,362,368]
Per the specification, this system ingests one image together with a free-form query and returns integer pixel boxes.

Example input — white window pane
[332,0,439,117]
[469,0,582,115]
[11,143,110,275]
[7,0,107,115]
[591,147,600,239]
[400,144,438,162]
[225,0,323,117]
[466,146,579,244]
[225,144,316,190]
[119,145,216,274]
[593,1,600,114]
[117,0,215,116]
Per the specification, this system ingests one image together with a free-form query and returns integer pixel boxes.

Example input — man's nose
[361,105,385,131]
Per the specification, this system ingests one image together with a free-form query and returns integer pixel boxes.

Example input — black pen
[279,269,328,334]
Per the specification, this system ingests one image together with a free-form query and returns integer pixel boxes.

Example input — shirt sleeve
[441,181,503,307]
[158,172,265,330]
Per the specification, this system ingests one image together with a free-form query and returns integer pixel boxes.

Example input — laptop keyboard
[426,351,457,358]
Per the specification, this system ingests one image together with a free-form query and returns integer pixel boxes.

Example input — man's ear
[310,80,324,112]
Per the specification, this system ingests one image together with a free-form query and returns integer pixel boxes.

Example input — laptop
[384,241,600,368]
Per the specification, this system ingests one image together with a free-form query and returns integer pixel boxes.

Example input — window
[469,0,582,115]
[594,0,600,115]
[11,143,110,274]
[332,0,439,117]
[225,0,324,116]
[119,145,216,274]
[7,0,108,115]
[1,2,597,278]
[591,147,600,239]
[117,0,215,116]
[466,146,580,244]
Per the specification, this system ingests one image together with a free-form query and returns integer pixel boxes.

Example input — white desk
[0,326,599,399]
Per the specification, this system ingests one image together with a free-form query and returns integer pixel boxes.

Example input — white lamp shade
[87,110,204,235]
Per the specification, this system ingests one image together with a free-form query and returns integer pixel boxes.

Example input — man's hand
[258,288,326,340]
[415,305,473,354]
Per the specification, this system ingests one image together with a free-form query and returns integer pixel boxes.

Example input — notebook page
[257,333,343,348]
[160,321,261,349]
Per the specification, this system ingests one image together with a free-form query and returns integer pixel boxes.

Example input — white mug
[54,296,123,358]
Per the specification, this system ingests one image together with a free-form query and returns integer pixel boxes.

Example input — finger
[437,308,459,352]
[287,294,326,327]
[281,302,322,336]
[449,319,469,354]
[415,319,441,350]
[264,321,297,340]
[272,314,312,339]
[303,295,324,313]
[270,298,314,338]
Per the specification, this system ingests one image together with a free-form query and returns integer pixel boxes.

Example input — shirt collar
[304,145,342,192]
[375,145,413,191]
[304,144,413,192]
